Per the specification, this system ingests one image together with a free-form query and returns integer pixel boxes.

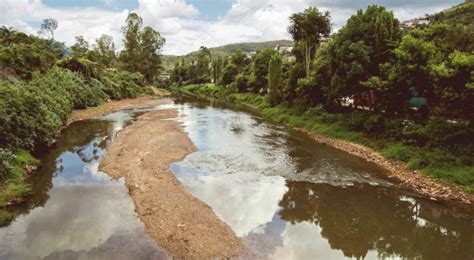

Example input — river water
[0,99,472,259]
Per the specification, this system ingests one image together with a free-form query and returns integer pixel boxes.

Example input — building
[400,16,430,29]
[275,44,293,54]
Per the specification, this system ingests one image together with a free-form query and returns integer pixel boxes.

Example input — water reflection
[278,182,473,259]
[171,160,288,237]
[171,99,474,260]
[0,109,168,259]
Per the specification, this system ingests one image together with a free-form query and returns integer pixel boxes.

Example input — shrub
[363,114,385,134]
[100,69,151,100]
[0,149,14,180]
[344,112,370,131]
[382,144,414,162]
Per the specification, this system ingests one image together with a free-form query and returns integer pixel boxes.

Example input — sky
[0,0,464,55]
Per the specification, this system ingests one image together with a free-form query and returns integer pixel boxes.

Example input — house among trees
[274,44,293,53]
[400,16,430,29]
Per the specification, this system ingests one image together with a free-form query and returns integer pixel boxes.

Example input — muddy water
[0,110,169,259]
[170,99,474,260]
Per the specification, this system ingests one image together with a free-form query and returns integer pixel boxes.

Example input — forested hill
[162,40,293,70]
[431,0,474,25]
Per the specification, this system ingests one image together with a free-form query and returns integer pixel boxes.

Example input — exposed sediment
[67,96,169,125]
[99,107,243,259]
[299,128,473,205]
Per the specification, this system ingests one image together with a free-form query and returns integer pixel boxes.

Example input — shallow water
[0,109,169,259]
[0,100,472,259]
[170,99,474,259]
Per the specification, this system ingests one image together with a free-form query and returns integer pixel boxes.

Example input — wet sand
[99,108,243,259]
[299,128,474,204]
[67,96,169,125]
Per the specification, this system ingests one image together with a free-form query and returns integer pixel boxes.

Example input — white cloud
[0,0,127,48]
[0,0,464,55]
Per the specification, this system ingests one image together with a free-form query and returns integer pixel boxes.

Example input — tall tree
[288,7,331,77]
[212,56,223,84]
[120,13,143,73]
[139,26,165,82]
[252,48,278,93]
[268,53,283,106]
[39,19,58,40]
[119,13,165,82]
[196,46,212,82]
[94,34,116,67]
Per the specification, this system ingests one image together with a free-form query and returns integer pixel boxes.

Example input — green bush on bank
[0,149,38,206]
[0,66,154,211]
[100,69,153,100]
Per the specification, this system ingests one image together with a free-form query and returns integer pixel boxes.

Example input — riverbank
[99,107,244,258]
[172,84,473,204]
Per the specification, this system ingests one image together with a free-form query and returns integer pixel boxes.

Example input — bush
[100,69,152,100]
[363,114,385,134]
[0,149,14,180]
[382,144,414,162]
[344,112,370,131]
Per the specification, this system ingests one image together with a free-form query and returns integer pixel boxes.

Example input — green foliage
[92,34,117,68]
[0,149,38,208]
[0,27,59,80]
[288,6,331,77]
[71,35,90,58]
[221,63,238,86]
[431,0,474,26]
[268,53,282,106]
[0,148,14,180]
[100,69,152,100]
[56,57,100,79]
[252,48,278,93]
[119,13,165,82]
[382,144,414,162]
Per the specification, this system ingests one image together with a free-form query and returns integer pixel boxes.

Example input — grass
[0,149,39,225]
[172,84,474,193]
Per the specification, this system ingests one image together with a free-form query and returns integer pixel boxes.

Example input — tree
[120,13,143,73]
[252,48,278,93]
[230,49,250,70]
[312,5,401,109]
[196,46,212,82]
[139,26,165,82]
[268,53,282,106]
[39,19,58,40]
[212,56,223,84]
[119,13,165,82]
[71,36,89,58]
[288,7,331,77]
[221,63,238,86]
[94,34,116,67]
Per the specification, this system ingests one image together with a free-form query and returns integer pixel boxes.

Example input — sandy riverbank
[67,96,169,125]
[99,108,244,258]
[299,128,474,204]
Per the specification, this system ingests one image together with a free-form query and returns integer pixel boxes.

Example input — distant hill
[162,39,293,71]
[431,0,474,25]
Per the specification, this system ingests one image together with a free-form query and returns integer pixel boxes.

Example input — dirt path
[67,96,168,125]
[99,108,244,259]
[299,128,474,204]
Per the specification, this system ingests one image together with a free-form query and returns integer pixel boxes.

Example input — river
[0,99,472,259]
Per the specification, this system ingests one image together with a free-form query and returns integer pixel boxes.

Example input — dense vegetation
[171,2,474,191]
[161,40,293,70]
[0,13,163,222]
